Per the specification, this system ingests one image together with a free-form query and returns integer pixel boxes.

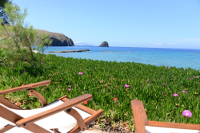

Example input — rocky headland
[35,30,75,46]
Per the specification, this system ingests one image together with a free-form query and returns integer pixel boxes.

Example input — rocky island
[99,41,109,47]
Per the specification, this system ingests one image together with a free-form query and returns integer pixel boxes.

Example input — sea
[43,46,200,70]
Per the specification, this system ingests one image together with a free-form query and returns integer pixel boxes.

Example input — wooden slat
[28,89,47,107]
[65,108,86,131]
[30,80,51,88]
[0,80,51,95]
[0,124,15,133]
[131,99,200,133]
[146,121,200,130]
[0,96,22,110]
[16,94,93,127]
[0,105,51,133]
[24,123,52,133]
[61,97,96,115]
[68,109,104,133]
[131,100,147,133]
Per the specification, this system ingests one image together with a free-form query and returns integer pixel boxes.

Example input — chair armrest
[0,80,51,95]
[16,94,93,127]
[131,100,147,133]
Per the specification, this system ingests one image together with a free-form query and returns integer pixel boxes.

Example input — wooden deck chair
[131,100,200,133]
[0,80,104,133]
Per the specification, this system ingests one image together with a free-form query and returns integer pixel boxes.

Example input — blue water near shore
[44,46,200,70]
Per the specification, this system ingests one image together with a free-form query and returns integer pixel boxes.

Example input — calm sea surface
[44,46,200,70]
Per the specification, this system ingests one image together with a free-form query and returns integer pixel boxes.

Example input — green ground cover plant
[0,53,199,131]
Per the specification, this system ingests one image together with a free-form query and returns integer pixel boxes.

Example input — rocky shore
[46,49,90,53]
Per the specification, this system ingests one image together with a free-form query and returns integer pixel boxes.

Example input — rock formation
[99,41,109,47]
[35,30,75,46]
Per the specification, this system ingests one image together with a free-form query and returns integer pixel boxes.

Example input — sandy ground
[82,125,108,133]
[83,129,108,133]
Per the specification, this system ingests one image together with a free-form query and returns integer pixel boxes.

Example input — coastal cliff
[35,30,75,46]
[100,41,109,47]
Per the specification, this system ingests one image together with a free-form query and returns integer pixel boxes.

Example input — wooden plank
[68,109,104,133]
[0,105,51,133]
[16,94,92,127]
[146,121,200,130]
[0,124,15,133]
[28,89,47,107]
[0,96,22,110]
[0,80,51,95]
[61,97,96,115]
[131,100,147,133]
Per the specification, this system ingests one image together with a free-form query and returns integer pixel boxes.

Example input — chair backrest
[131,100,200,133]
[0,104,52,133]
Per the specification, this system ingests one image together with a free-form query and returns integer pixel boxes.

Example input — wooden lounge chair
[131,100,200,133]
[0,80,104,133]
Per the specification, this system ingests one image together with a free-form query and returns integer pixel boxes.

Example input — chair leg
[0,124,15,133]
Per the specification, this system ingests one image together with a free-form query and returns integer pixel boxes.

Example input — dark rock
[47,49,90,53]
[100,41,109,47]
[35,30,75,46]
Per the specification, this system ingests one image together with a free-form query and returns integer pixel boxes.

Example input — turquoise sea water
[44,46,200,70]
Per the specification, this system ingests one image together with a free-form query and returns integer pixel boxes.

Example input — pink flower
[168,67,170,69]
[189,78,193,80]
[173,93,178,97]
[182,90,186,93]
[100,80,103,83]
[124,84,129,88]
[113,98,117,101]
[195,76,198,78]
[182,110,192,117]
[78,72,83,75]
[135,87,137,89]
[146,79,149,82]
[68,88,71,91]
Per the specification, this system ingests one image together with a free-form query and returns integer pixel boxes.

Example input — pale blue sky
[12,0,200,49]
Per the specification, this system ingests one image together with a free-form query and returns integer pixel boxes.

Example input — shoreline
[46,49,90,53]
